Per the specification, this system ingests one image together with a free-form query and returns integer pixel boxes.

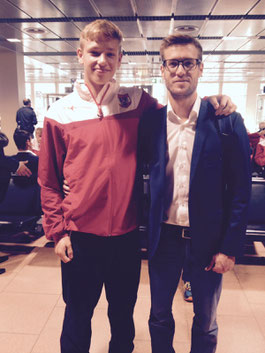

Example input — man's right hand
[16,161,32,177]
[55,236,73,263]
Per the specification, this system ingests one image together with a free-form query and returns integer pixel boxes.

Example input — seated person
[0,132,32,201]
[31,127,42,156]
[254,125,265,174]
[248,121,265,175]
[11,129,38,186]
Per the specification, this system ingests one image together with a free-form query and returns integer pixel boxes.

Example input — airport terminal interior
[0,0,265,352]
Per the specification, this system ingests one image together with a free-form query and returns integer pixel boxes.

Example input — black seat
[247,177,265,241]
[0,175,42,242]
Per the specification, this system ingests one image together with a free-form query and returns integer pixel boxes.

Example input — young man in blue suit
[138,34,251,353]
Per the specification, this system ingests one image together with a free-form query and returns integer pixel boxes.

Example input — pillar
[0,46,25,155]
[246,81,261,132]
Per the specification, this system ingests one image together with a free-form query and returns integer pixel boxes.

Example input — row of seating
[0,175,42,243]
[0,176,264,244]
[246,177,265,241]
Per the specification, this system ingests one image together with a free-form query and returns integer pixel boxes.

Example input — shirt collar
[18,150,37,156]
[167,95,201,126]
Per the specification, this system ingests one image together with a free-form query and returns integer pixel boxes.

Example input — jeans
[148,224,222,353]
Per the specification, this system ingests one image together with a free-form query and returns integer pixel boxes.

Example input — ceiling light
[24,27,46,35]
[7,38,21,42]
[223,36,249,41]
[174,25,199,33]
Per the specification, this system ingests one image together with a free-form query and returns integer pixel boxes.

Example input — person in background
[0,131,32,274]
[254,122,265,175]
[12,129,38,185]
[0,131,32,199]
[16,98,37,137]
[248,121,265,175]
[39,19,236,353]
[31,127,43,156]
[138,33,251,353]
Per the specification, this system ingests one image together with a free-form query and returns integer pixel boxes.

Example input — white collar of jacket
[75,79,118,105]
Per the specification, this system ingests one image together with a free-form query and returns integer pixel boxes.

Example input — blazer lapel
[190,100,210,186]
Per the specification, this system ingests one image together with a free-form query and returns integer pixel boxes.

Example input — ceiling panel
[126,55,148,64]
[64,39,80,51]
[203,61,220,68]
[0,0,30,18]
[242,54,265,61]
[48,0,98,17]
[43,40,78,52]
[215,38,250,50]
[254,27,265,37]
[23,40,70,53]
[94,0,134,16]
[174,0,216,15]
[0,23,32,40]
[122,38,146,52]
[7,0,64,18]
[249,0,265,14]
[204,54,229,62]
[113,21,140,38]
[212,0,259,15]
[230,61,265,68]
[224,54,250,62]
[26,55,60,65]
[38,22,81,39]
[200,39,222,51]
[146,39,163,52]
[52,55,80,64]
[0,39,27,54]
[230,19,265,36]
[135,0,172,16]
[201,20,240,36]
[141,21,171,37]
[239,38,265,50]
[21,40,58,53]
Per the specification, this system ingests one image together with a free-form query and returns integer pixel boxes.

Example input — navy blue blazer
[137,99,252,267]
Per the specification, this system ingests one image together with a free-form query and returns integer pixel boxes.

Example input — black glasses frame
[163,58,202,72]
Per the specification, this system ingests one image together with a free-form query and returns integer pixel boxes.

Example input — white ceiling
[1,0,265,84]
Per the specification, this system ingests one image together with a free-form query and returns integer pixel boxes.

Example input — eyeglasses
[163,58,201,72]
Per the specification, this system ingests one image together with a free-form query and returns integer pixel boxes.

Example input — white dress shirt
[164,96,201,227]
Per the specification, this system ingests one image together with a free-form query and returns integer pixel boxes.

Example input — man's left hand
[206,95,237,116]
[205,253,235,273]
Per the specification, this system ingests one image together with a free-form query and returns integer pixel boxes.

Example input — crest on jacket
[118,93,131,108]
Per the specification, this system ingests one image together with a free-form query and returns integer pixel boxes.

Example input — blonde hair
[80,19,123,50]
[35,127,42,136]
[160,34,203,61]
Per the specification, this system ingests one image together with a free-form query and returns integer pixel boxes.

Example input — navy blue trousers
[148,224,222,353]
[60,229,141,353]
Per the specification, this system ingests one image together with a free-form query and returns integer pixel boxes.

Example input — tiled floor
[0,237,265,353]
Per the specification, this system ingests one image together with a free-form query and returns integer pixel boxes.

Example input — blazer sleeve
[38,117,67,243]
[220,113,252,257]
[32,110,38,126]
[0,154,19,173]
